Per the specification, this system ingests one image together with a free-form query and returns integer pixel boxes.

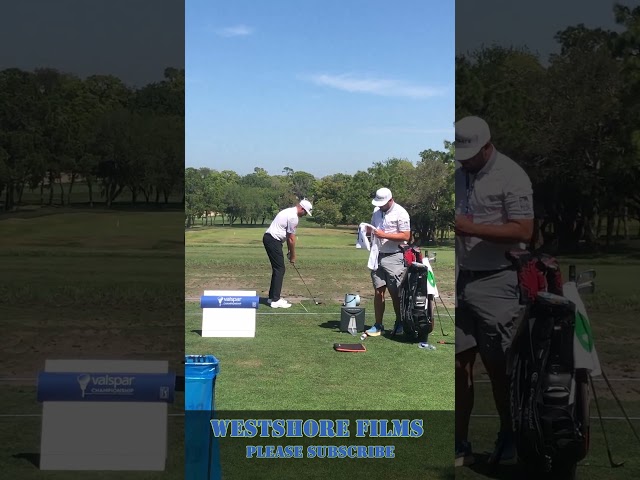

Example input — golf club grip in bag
[399,262,433,343]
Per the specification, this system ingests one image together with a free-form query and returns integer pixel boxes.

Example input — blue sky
[0,0,183,88]
[186,0,454,178]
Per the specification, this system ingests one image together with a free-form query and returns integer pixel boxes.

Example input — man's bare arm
[286,233,296,261]
[375,230,411,242]
[455,216,533,244]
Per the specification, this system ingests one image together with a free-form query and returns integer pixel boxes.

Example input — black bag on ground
[507,249,590,477]
[397,260,433,343]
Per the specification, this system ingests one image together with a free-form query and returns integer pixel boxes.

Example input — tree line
[456,3,640,252]
[185,142,455,245]
[0,67,184,211]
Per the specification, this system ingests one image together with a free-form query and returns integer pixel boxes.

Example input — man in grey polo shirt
[365,187,411,337]
[453,116,534,467]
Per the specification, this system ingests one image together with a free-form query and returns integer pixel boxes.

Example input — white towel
[356,222,380,270]
[367,240,379,270]
[356,223,375,250]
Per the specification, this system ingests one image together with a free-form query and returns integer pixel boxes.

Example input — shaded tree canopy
[456,3,640,252]
[0,67,184,210]
[185,142,455,246]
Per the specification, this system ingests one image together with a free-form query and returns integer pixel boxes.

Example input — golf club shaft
[434,302,447,336]
[438,296,455,325]
[292,263,319,304]
[590,374,624,467]
[601,369,640,445]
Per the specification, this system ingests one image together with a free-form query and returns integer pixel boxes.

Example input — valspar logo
[77,373,135,398]
[219,297,243,306]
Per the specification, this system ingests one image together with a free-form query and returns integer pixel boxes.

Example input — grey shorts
[371,252,405,295]
[455,268,524,360]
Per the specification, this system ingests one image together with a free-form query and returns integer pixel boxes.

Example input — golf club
[291,262,322,305]
[590,374,625,468]
[434,301,448,336]
[438,296,455,326]
[601,369,640,446]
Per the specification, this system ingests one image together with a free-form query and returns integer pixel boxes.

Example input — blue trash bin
[185,355,221,480]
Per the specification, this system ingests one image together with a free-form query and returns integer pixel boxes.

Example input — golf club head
[577,280,595,295]
[576,270,596,294]
[292,263,322,304]
[576,269,596,284]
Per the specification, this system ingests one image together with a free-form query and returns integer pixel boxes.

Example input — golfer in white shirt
[263,199,313,308]
[365,188,411,336]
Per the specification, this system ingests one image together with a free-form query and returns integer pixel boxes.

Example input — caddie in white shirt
[453,116,534,467]
[263,199,313,308]
[364,187,411,337]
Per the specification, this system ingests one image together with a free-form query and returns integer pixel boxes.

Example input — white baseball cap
[299,199,313,216]
[454,116,491,161]
[371,187,392,207]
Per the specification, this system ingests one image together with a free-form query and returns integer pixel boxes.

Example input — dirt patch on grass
[235,359,264,369]
[0,308,184,380]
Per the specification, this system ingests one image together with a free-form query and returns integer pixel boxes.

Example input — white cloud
[304,73,446,99]
[215,25,254,37]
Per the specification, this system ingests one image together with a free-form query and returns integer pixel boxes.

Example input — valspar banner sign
[201,295,260,309]
[37,372,176,402]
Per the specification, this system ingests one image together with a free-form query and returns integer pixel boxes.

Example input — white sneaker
[270,299,292,309]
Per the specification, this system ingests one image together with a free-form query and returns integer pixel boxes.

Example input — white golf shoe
[270,299,292,309]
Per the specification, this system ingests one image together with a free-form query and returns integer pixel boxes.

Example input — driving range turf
[185,220,456,411]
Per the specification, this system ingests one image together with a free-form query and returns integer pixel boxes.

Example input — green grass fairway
[1,208,184,377]
[185,220,455,305]
[185,222,455,411]
[186,302,455,410]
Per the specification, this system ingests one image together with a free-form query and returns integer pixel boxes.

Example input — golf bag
[398,245,433,343]
[507,249,590,478]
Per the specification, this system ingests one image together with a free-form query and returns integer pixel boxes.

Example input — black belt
[459,267,513,280]
[379,251,401,257]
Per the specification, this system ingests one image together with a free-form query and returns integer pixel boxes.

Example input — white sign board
[39,359,171,471]
[201,290,257,338]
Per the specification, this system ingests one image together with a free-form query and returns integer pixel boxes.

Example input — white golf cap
[371,187,392,207]
[454,116,491,161]
[299,199,313,216]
